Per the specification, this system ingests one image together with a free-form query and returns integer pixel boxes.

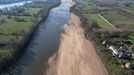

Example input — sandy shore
[45,13,108,75]
[44,0,108,75]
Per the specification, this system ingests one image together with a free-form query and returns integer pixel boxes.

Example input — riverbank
[0,0,61,74]
[44,0,108,75]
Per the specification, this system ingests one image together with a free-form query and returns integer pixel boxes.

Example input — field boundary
[97,14,118,30]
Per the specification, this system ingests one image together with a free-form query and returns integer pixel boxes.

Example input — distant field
[100,11,134,24]
[26,8,41,15]
[129,34,134,41]
[83,14,113,29]
[0,7,41,59]
[122,6,134,15]
[74,2,98,14]
[0,22,32,34]
[99,0,134,5]
[0,7,41,34]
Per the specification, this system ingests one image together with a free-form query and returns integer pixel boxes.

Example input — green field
[83,14,113,29]
[100,11,134,24]
[74,1,99,14]
[26,8,42,15]
[0,7,42,60]
[129,34,134,41]
[122,6,134,15]
[0,8,41,34]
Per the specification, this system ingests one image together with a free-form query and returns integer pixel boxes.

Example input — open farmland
[122,6,134,15]
[83,14,113,29]
[0,4,43,65]
[100,11,134,23]
[71,0,134,75]
[98,0,134,5]
[0,7,41,43]
[72,1,115,29]
[26,8,41,15]
[0,7,41,34]
[100,11,134,30]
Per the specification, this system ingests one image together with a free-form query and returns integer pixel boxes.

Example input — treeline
[0,0,29,4]
[0,7,30,16]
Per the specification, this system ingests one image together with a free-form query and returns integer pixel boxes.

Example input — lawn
[83,14,113,29]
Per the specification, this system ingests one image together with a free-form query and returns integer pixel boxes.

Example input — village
[102,40,134,69]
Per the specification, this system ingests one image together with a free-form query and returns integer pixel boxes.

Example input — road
[45,13,108,75]
[97,14,118,30]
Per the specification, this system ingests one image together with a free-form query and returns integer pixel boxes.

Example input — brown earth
[45,13,108,75]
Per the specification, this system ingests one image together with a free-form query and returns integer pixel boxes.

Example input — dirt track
[45,13,108,75]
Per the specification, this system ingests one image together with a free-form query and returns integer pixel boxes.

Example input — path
[98,14,118,30]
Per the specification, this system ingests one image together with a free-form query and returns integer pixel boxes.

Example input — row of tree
[0,6,31,16]
[0,0,29,4]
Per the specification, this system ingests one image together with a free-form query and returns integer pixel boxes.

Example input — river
[0,1,32,9]
[2,0,71,75]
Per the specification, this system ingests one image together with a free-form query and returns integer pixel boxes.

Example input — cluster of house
[102,40,134,69]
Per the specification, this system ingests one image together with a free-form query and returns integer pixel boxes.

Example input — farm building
[102,40,134,59]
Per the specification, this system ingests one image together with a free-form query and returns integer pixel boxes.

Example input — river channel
[4,0,71,75]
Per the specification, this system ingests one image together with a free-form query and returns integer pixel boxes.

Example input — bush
[7,15,12,19]
[0,18,6,25]
[14,17,26,22]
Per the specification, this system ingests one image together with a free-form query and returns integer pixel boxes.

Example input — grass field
[83,14,113,29]
[100,11,134,24]
[122,6,134,15]
[72,1,134,75]
[128,34,134,41]
[0,7,42,60]
[74,1,98,14]
[0,7,41,34]
[26,8,41,15]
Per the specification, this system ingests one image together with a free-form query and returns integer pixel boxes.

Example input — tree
[91,20,100,28]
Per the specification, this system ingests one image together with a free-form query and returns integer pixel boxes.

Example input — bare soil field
[45,13,108,75]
